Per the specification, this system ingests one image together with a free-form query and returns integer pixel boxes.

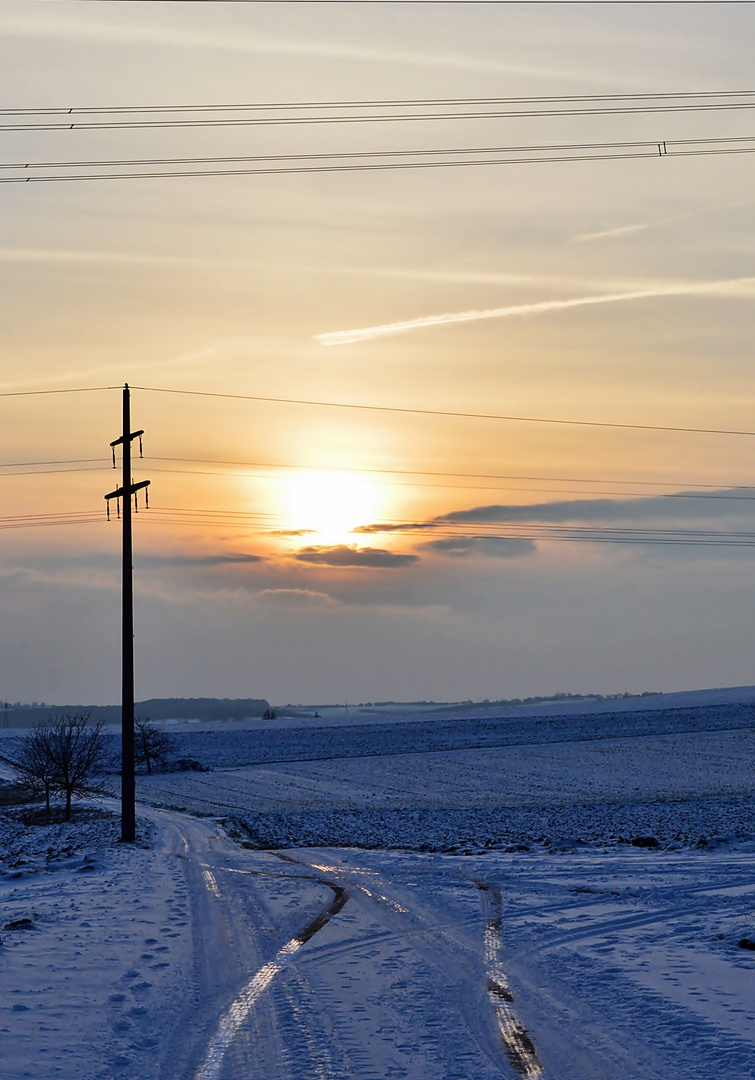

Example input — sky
[1,0,754,706]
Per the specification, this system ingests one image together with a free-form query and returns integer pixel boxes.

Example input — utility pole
[105,384,150,843]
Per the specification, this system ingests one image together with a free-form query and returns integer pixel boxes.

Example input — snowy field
[2,695,755,1078]
[136,700,755,849]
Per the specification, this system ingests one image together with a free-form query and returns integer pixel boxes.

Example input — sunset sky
[1,1,754,706]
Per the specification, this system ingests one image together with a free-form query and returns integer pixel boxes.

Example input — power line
[0,453,750,490]
[0,386,117,398]
[4,90,752,117]
[5,143,755,183]
[131,385,755,439]
[4,135,753,179]
[1,467,110,478]
[5,507,755,547]
[0,457,105,467]
[148,458,755,491]
[6,95,755,132]
[144,468,755,501]
[5,455,755,504]
[4,381,754,440]
[4,462,755,502]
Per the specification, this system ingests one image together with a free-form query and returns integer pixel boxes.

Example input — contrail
[317,277,755,346]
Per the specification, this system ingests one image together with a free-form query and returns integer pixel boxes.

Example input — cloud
[268,529,317,538]
[424,536,536,558]
[316,277,755,346]
[256,587,339,607]
[439,490,755,526]
[572,211,698,244]
[0,11,594,80]
[572,201,751,245]
[293,545,419,569]
[354,489,755,559]
[0,344,219,394]
[572,222,655,243]
[0,247,192,266]
[142,552,264,568]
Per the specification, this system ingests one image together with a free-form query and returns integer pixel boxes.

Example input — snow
[3,696,755,1078]
[0,806,193,1080]
[136,707,755,850]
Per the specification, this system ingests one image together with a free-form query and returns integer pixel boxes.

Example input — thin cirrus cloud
[0,11,591,81]
[572,222,657,243]
[316,276,755,346]
[0,247,194,267]
[572,199,751,244]
[572,209,702,244]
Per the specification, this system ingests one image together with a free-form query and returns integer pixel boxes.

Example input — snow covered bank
[0,804,194,1080]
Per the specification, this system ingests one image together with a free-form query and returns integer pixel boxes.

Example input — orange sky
[1,1,754,704]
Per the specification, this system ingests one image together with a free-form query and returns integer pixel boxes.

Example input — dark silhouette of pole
[105,384,149,843]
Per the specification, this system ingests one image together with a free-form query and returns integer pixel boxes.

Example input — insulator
[139,435,143,458]
[106,500,110,521]
[134,491,138,513]
[112,447,116,469]
[116,497,120,519]
[145,487,149,509]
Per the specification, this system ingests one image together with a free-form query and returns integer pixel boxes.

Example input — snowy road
[172,821,755,1080]
[284,846,755,1079]
[162,815,520,1080]
[3,804,755,1078]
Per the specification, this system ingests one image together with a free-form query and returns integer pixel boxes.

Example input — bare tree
[12,724,58,820]
[11,715,109,821]
[44,715,109,821]
[135,717,175,774]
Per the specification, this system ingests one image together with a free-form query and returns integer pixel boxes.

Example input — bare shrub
[135,717,176,774]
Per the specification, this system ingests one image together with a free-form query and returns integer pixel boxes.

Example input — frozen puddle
[480,883,544,1078]
[194,883,347,1080]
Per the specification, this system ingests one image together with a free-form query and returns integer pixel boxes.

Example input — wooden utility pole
[105,384,150,843]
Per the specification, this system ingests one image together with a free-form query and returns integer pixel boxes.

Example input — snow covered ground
[136,702,755,849]
[2,696,755,1078]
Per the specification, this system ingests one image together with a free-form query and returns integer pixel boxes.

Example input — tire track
[477,882,544,1078]
[193,878,347,1080]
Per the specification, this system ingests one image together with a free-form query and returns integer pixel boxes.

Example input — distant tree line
[4,697,270,729]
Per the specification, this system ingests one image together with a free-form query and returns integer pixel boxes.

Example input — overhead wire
[5,91,754,117]
[130,385,755,438]
[3,135,755,184]
[0,386,118,398]
[5,383,755,438]
[5,142,755,182]
[5,94,755,131]
[5,500,755,547]
[3,455,755,502]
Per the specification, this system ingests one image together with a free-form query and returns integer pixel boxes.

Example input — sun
[281,470,382,545]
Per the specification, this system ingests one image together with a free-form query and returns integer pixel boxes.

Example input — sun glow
[281,470,383,545]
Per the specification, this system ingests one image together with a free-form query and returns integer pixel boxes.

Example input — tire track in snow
[194,880,347,1080]
[478,882,544,1078]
